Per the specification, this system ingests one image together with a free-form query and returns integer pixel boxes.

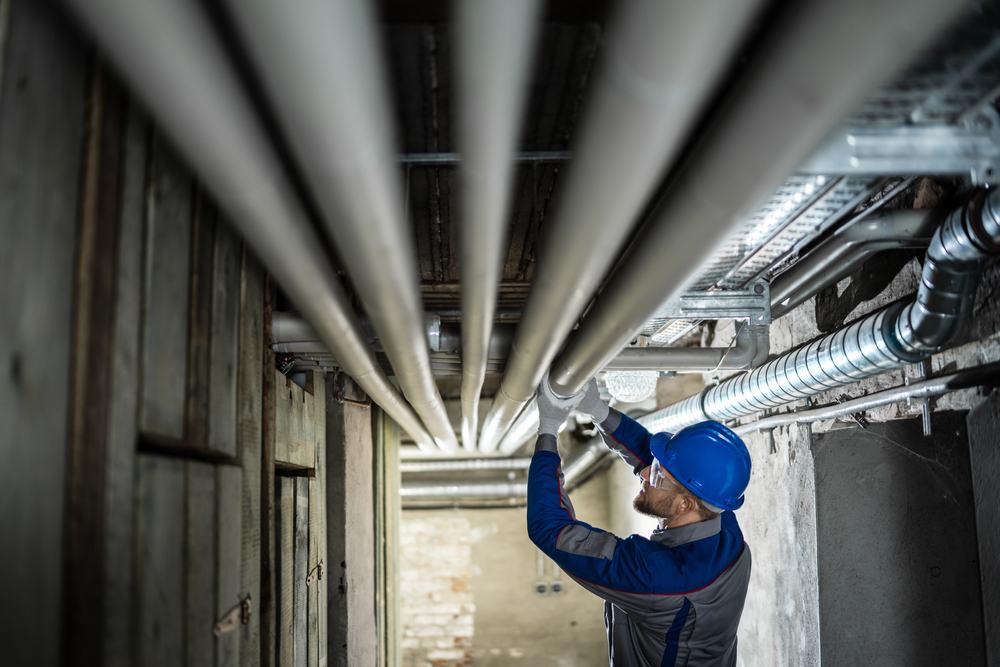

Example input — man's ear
[678,494,700,516]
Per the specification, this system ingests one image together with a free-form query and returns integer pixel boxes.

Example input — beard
[633,484,674,520]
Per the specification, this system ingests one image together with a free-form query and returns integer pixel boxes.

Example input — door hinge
[213,595,251,637]
[306,560,324,586]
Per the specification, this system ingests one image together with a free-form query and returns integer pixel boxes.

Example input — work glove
[536,371,584,437]
[576,377,610,424]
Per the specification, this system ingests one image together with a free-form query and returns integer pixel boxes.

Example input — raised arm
[576,378,658,474]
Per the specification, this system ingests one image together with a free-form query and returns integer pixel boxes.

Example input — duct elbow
[894,191,1000,356]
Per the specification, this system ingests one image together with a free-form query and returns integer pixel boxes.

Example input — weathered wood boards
[139,133,193,442]
[138,133,243,457]
[0,5,326,665]
[217,464,244,667]
[275,370,325,469]
[135,455,186,667]
[294,478,310,667]
[278,477,296,667]
[102,98,148,667]
[0,2,87,666]
[186,461,218,667]
[239,248,265,667]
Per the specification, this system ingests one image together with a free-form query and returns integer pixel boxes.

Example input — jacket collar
[650,515,722,546]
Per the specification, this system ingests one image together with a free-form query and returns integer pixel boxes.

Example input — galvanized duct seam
[641,192,1000,433]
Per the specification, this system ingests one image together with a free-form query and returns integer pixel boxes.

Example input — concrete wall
[967,390,1000,665]
[698,193,1000,665]
[813,414,984,666]
[401,468,611,666]
[736,426,821,667]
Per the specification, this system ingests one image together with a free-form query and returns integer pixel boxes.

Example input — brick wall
[400,516,475,667]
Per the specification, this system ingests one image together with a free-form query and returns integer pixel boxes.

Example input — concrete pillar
[812,413,985,666]
[326,377,376,667]
[968,391,1000,666]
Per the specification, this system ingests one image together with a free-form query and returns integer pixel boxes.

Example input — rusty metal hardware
[333,371,372,407]
[213,595,251,637]
[307,561,324,585]
[836,395,870,429]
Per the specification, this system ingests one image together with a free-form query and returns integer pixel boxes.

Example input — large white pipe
[63,0,436,449]
[456,0,542,452]
[479,0,771,452]
[221,0,458,452]
[546,0,974,399]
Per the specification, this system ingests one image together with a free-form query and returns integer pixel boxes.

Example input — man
[527,375,752,666]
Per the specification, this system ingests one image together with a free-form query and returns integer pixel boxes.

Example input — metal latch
[213,595,251,637]
[306,561,324,586]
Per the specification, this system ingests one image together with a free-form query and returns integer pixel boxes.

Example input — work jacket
[527,410,751,667]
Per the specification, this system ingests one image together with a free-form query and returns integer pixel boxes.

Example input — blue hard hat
[649,421,751,511]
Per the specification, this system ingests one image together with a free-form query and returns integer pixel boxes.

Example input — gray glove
[536,371,584,436]
[576,377,610,423]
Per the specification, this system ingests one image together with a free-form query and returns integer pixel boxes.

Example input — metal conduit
[604,323,770,371]
[731,361,1000,436]
[400,458,533,474]
[63,0,436,450]
[401,436,611,500]
[221,0,458,452]
[640,190,1000,434]
[477,0,772,453]
[274,316,765,372]
[456,0,541,452]
[770,209,942,318]
[547,0,973,401]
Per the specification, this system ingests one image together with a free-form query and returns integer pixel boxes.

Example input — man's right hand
[576,377,610,424]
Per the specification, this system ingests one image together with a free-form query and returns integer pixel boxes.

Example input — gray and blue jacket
[527,410,751,666]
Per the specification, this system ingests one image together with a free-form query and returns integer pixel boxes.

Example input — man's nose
[640,466,651,482]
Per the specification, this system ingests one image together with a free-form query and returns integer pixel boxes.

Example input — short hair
[695,498,721,521]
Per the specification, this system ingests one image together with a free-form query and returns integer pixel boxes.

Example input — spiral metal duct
[640,190,1000,434]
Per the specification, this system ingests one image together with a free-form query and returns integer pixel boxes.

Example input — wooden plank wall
[187,461,219,667]
[374,409,402,667]
[277,477,296,667]
[275,369,324,469]
[0,2,87,666]
[139,133,193,442]
[135,455,186,667]
[0,4,333,667]
[239,248,265,666]
[275,471,326,667]
[294,478,310,667]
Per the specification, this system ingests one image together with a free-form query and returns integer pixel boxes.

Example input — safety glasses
[648,458,679,492]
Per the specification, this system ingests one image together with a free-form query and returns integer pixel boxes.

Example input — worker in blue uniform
[527,375,752,667]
